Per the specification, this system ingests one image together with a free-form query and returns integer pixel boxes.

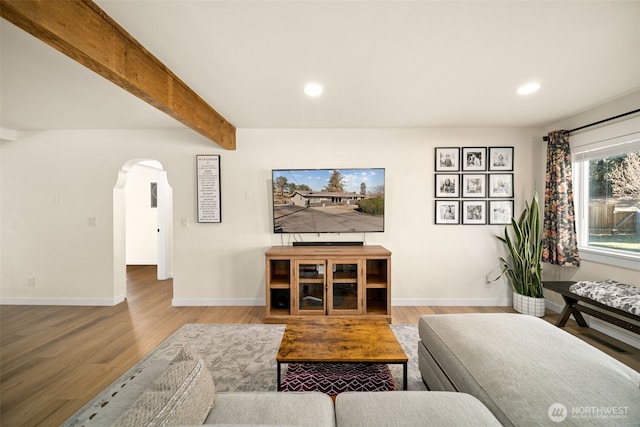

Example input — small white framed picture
[489,200,514,225]
[435,174,460,198]
[435,147,460,171]
[462,147,487,171]
[462,174,487,198]
[488,147,514,171]
[462,200,487,225]
[489,173,514,198]
[435,200,459,224]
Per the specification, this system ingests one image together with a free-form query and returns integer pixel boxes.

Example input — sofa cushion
[113,344,214,426]
[418,313,640,426]
[205,392,335,427]
[335,391,501,427]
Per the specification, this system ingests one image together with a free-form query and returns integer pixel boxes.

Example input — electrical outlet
[484,277,492,289]
[27,276,36,287]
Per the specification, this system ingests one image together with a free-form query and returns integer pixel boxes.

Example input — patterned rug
[281,362,397,396]
[63,323,425,425]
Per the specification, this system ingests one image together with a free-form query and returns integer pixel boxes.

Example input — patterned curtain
[542,130,580,266]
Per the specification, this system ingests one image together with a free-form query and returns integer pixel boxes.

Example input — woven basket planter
[512,292,545,317]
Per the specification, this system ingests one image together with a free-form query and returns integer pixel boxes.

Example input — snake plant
[496,192,544,298]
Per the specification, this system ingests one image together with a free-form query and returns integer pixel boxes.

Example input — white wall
[0,126,539,306]
[176,128,541,305]
[0,140,3,290]
[0,129,212,304]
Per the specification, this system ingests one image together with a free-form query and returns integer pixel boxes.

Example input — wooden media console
[265,245,391,323]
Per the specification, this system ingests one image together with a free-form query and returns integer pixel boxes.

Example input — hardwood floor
[1,265,638,425]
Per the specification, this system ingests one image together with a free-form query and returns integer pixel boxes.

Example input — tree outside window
[586,150,640,254]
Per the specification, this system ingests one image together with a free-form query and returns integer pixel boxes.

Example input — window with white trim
[572,130,640,269]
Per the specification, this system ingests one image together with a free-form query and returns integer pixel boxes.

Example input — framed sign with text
[196,155,221,223]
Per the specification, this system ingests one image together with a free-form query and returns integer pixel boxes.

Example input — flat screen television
[272,168,385,234]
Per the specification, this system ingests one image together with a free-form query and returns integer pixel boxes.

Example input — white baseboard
[546,300,640,350]
[392,297,511,306]
[172,298,264,307]
[545,299,564,313]
[172,297,512,307]
[0,296,125,306]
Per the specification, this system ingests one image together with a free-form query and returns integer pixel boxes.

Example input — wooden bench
[543,281,640,335]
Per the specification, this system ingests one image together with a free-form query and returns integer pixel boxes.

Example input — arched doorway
[113,159,173,299]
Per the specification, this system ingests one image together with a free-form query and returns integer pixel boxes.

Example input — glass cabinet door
[295,261,326,314]
[327,259,362,315]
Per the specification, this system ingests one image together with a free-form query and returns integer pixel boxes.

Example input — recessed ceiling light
[304,83,323,97]
[517,82,541,95]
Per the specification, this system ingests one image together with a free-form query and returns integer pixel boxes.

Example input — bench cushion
[335,391,501,427]
[418,313,640,426]
[570,280,640,316]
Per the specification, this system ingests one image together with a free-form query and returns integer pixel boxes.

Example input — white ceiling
[1,1,639,137]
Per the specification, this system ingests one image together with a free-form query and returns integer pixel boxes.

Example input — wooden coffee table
[276,317,408,391]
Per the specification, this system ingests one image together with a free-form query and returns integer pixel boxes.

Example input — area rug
[63,323,425,425]
[280,362,397,396]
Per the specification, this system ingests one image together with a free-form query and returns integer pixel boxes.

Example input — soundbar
[292,241,364,246]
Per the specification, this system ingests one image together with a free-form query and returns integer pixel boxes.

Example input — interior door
[156,171,173,280]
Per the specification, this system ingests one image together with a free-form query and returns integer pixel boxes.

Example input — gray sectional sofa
[67,313,640,426]
[67,344,501,426]
[418,313,640,426]
[335,390,500,427]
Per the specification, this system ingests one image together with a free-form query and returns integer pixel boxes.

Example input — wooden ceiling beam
[1,0,236,149]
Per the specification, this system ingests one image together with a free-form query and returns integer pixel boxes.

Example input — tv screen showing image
[272,168,385,234]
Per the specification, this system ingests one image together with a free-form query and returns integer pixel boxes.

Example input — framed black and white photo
[488,147,514,171]
[489,173,514,198]
[435,147,460,171]
[435,174,460,198]
[462,174,487,198]
[462,147,487,171]
[462,200,486,225]
[435,200,459,224]
[489,200,514,225]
